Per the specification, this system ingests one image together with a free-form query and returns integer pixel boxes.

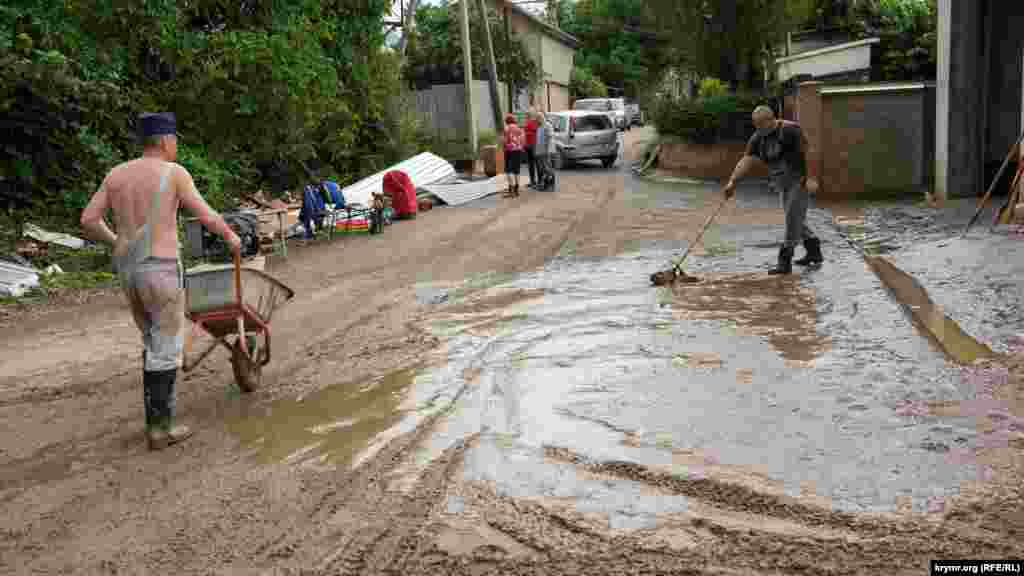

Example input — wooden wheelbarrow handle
[234,251,250,361]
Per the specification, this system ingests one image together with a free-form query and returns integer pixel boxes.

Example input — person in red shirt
[523,109,539,189]
[503,113,526,197]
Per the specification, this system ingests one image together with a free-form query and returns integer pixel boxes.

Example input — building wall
[984,2,1024,167]
[547,83,570,113]
[506,9,545,112]
[819,88,934,201]
[796,82,823,184]
[937,0,984,198]
[776,39,878,83]
[797,83,934,201]
[936,0,1024,199]
[500,4,575,113]
[541,34,573,87]
[658,141,769,181]
[415,81,509,140]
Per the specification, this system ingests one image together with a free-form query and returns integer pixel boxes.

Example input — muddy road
[2,128,1023,575]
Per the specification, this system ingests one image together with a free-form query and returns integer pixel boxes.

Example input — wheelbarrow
[182,253,295,392]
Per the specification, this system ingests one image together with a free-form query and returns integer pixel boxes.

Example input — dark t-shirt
[745,121,806,177]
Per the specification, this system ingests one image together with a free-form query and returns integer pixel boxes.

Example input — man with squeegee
[721,105,824,274]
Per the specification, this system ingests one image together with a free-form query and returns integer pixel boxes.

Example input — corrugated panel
[0,261,40,297]
[340,153,456,208]
[420,176,504,206]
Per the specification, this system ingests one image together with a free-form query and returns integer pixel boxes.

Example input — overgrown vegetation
[650,86,765,144]
[846,0,936,81]
[0,0,427,258]
[402,2,542,93]
[570,66,608,100]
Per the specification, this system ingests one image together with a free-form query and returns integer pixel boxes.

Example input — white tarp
[0,261,40,298]
[24,223,86,249]
[420,176,504,206]
[339,152,455,208]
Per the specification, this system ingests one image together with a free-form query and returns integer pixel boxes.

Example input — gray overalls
[757,138,816,249]
[112,162,185,431]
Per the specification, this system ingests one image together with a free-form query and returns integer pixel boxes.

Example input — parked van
[572,98,628,131]
[546,110,619,169]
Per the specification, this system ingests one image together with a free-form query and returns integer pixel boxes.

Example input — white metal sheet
[420,176,504,206]
[339,152,456,208]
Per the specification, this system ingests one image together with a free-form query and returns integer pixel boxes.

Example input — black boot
[768,246,794,275]
[145,369,192,450]
[794,237,824,266]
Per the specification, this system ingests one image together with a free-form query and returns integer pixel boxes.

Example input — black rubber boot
[143,369,159,434]
[145,369,192,450]
[768,246,794,275]
[794,237,824,266]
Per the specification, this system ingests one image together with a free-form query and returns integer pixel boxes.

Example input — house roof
[495,0,580,48]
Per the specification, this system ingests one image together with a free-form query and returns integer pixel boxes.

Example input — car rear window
[574,100,609,111]
[574,115,611,131]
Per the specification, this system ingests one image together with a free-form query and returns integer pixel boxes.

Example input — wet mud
[3,129,1023,575]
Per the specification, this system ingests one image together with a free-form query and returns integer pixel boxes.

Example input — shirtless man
[80,112,241,450]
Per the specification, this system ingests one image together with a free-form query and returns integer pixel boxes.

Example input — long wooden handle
[673,196,729,273]
[233,251,242,305]
[964,130,1024,236]
[234,251,248,356]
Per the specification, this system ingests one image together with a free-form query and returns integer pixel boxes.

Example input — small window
[574,115,611,131]
[574,100,604,111]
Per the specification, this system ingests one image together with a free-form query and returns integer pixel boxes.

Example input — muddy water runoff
[230,174,1012,524]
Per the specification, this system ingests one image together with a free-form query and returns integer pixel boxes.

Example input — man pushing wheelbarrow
[81,112,244,451]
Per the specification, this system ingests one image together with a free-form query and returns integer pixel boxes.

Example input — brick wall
[796,82,935,201]
[796,82,823,187]
[659,140,770,181]
[783,95,797,120]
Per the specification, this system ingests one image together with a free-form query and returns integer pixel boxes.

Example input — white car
[547,110,620,169]
[572,98,628,131]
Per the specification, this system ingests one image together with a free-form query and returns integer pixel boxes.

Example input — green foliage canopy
[402,2,542,91]
[0,0,415,240]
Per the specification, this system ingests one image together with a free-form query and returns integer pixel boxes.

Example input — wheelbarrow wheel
[232,338,262,393]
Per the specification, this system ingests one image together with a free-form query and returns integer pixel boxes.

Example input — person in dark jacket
[721,105,823,274]
[298,183,326,239]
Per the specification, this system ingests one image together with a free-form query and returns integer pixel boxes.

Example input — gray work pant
[774,174,817,248]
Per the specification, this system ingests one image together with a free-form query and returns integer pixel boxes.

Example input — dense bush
[697,78,729,100]
[651,90,766,144]
[0,0,420,249]
[570,66,609,100]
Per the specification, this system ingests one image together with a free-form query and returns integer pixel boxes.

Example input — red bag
[383,170,417,217]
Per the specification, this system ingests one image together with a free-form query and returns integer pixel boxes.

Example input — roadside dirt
[2,131,1022,575]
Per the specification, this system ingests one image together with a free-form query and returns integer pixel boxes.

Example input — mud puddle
[409,220,995,516]
[226,366,424,467]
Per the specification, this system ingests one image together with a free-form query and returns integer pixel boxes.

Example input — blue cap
[138,112,177,141]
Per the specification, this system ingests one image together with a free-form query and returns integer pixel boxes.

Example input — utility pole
[478,0,504,131]
[458,0,478,152]
[504,6,514,112]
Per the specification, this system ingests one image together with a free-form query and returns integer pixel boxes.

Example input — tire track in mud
[539,446,1022,560]
[389,473,1018,576]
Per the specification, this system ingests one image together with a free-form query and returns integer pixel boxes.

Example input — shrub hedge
[651,91,768,144]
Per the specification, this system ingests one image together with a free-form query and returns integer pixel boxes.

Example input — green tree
[639,0,816,90]
[570,66,608,99]
[560,0,657,98]
[847,0,936,80]
[1,0,407,243]
[403,2,541,92]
